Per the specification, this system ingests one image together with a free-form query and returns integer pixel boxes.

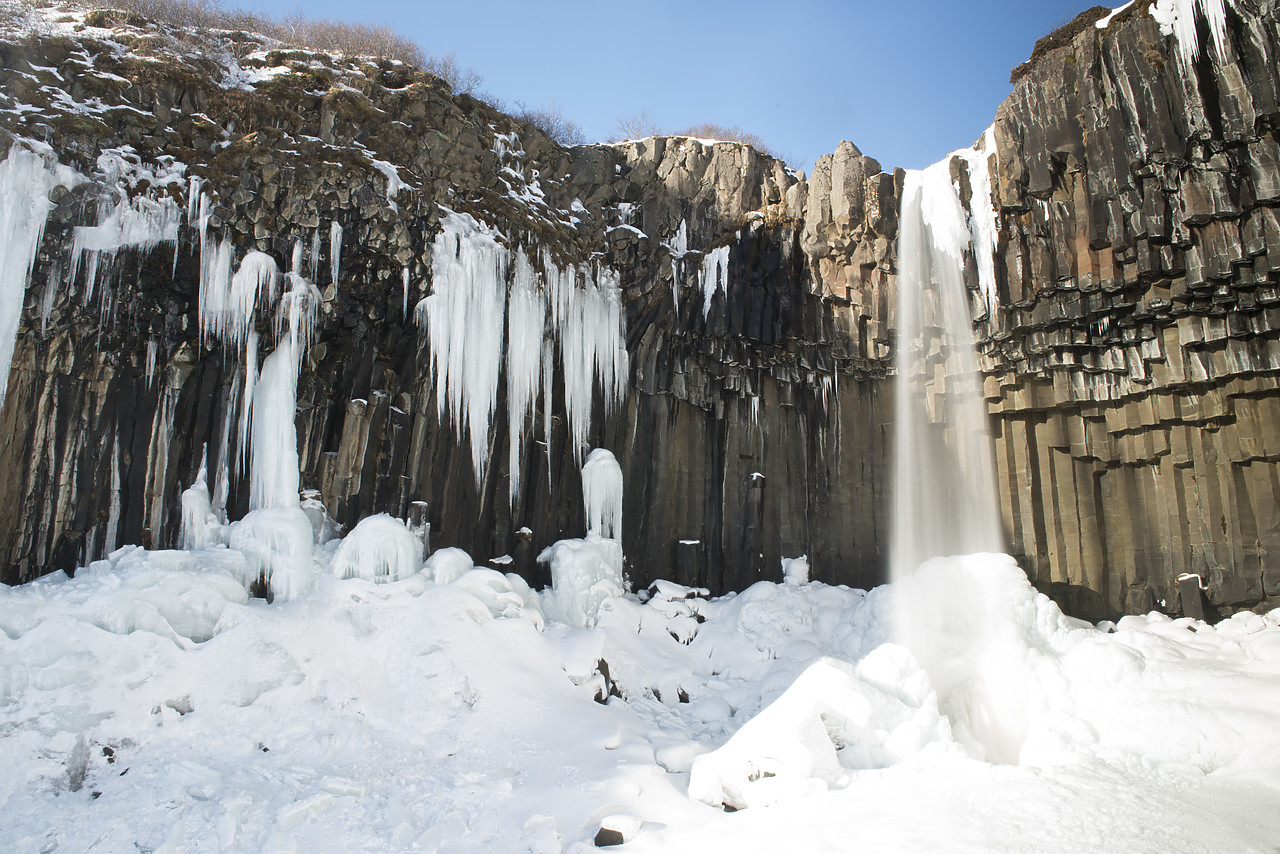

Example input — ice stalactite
[70,192,182,301]
[0,145,66,410]
[700,244,730,321]
[144,339,158,388]
[1149,0,1234,72]
[419,212,509,489]
[249,337,302,511]
[891,152,1004,585]
[547,257,628,467]
[401,266,410,317]
[507,250,545,503]
[329,220,343,285]
[417,212,629,494]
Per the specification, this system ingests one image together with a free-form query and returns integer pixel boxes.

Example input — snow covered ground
[2,548,1279,853]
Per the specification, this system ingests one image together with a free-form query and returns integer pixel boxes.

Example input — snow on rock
[329,514,424,583]
[781,555,810,585]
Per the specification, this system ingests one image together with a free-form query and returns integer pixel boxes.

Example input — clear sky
[237,0,1100,173]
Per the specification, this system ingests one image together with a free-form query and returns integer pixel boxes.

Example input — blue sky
[241,0,1100,172]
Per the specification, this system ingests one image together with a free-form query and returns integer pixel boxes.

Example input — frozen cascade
[419,212,508,488]
[507,250,545,503]
[538,448,625,629]
[418,212,628,493]
[0,146,64,410]
[891,153,1004,584]
[1149,0,1234,72]
[200,251,279,350]
[250,340,301,511]
[581,447,623,540]
[70,193,182,299]
[547,256,628,465]
[700,244,730,321]
[180,447,225,551]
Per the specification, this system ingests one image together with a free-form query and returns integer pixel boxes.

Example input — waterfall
[890,146,1004,583]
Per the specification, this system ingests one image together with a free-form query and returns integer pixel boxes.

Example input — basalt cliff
[1,0,1278,620]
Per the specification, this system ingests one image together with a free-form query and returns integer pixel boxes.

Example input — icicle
[223,251,278,349]
[103,437,121,558]
[401,266,410,317]
[197,235,234,346]
[144,338,158,388]
[237,328,259,477]
[417,212,508,488]
[186,176,203,226]
[0,146,61,410]
[39,256,60,334]
[70,191,182,298]
[507,249,545,504]
[700,245,730,321]
[329,220,343,285]
[1149,0,1233,73]
[309,228,321,283]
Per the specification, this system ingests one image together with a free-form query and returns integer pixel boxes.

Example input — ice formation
[418,211,628,492]
[700,244,730,320]
[538,448,625,629]
[329,514,425,583]
[0,146,64,409]
[329,220,343,284]
[69,150,185,301]
[1149,0,1234,72]
[419,212,508,487]
[581,447,623,540]
[179,448,226,551]
[891,154,1003,583]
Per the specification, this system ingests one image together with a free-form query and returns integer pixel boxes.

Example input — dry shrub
[612,113,780,160]
[512,101,585,146]
[73,0,481,92]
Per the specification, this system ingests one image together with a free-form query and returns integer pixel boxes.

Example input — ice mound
[329,514,424,583]
[688,648,954,810]
[538,535,625,629]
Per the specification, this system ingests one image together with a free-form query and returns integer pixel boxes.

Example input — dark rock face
[0,1,1278,619]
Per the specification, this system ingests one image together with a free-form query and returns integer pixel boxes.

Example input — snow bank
[1,546,1279,852]
[688,650,953,810]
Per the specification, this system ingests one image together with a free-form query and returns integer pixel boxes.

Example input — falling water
[890,150,1004,583]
